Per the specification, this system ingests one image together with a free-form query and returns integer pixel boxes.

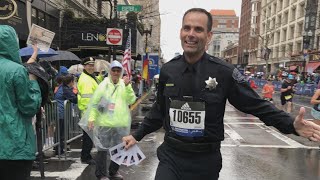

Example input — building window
[297,23,303,37]
[45,15,51,30]
[284,11,288,24]
[290,26,294,39]
[87,0,91,7]
[38,11,45,27]
[31,8,37,25]
[251,16,257,24]
[296,42,302,52]
[298,3,305,18]
[278,0,283,11]
[291,7,296,21]
[282,28,287,42]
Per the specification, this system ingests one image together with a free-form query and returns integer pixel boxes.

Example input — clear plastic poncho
[79,73,135,151]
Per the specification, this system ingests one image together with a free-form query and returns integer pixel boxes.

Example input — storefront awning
[306,62,320,73]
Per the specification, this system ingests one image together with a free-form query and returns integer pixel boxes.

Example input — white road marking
[224,117,259,120]
[293,102,312,109]
[224,124,245,145]
[221,144,319,149]
[257,124,306,148]
[225,122,264,125]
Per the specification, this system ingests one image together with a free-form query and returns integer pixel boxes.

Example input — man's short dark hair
[182,8,213,32]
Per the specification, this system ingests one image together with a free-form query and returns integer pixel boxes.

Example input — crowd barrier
[251,78,317,96]
[63,100,82,159]
[40,100,82,159]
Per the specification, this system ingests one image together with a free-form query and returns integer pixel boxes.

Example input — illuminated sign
[81,33,106,42]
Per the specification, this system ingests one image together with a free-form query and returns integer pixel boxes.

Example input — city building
[239,0,261,73]
[0,0,60,48]
[208,9,239,58]
[301,0,320,73]
[222,42,239,65]
[258,0,307,73]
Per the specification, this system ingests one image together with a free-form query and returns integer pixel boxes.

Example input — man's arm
[227,73,297,134]
[123,70,166,149]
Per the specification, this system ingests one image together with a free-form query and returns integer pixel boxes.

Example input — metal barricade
[63,100,82,159]
[42,101,60,152]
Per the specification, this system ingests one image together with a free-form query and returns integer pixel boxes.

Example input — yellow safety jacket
[77,72,99,112]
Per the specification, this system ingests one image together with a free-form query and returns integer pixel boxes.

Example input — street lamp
[302,30,313,78]
[143,25,153,53]
[138,24,153,95]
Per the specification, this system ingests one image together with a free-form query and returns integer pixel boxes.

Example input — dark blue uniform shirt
[133,53,297,143]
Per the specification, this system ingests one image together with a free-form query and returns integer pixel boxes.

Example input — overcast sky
[159,0,241,61]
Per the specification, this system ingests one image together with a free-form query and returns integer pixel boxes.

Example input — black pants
[155,142,222,180]
[0,160,33,180]
[81,130,93,161]
[95,151,120,178]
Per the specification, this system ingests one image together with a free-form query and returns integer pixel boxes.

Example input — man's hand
[88,121,94,130]
[294,107,320,141]
[122,135,137,150]
[123,76,130,86]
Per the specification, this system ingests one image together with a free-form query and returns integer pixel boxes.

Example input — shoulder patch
[232,68,246,83]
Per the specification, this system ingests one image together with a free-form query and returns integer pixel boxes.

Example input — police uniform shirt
[133,53,297,143]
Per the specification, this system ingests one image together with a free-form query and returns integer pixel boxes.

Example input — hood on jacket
[0,25,21,65]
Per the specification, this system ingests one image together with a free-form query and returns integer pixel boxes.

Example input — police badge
[205,77,218,90]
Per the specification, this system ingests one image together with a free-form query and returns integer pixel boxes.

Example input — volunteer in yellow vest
[77,57,99,165]
[83,60,136,180]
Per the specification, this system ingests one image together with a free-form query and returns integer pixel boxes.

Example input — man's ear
[207,31,213,45]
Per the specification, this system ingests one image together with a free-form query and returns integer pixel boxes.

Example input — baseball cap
[59,66,68,75]
[81,57,95,65]
[110,60,123,69]
[288,74,294,80]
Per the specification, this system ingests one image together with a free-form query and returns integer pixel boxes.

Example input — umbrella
[41,50,81,62]
[95,59,110,73]
[19,46,58,58]
[68,64,83,75]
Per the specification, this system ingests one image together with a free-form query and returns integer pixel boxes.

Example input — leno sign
[106,28,123,46]
[0,0,17,20]
[117,5,141,12]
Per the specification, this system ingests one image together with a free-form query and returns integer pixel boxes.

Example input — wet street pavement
[31,91,320,180]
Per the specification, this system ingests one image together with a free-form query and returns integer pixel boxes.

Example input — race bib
[169,100,205,137]
[284,95,292,100]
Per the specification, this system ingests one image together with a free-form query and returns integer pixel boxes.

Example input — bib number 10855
[171,110,201,124]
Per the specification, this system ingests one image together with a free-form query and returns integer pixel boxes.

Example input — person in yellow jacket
[83,60,136,180]
[77,57,99,165]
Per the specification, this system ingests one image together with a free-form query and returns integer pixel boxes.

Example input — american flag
[122,30,131,79]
